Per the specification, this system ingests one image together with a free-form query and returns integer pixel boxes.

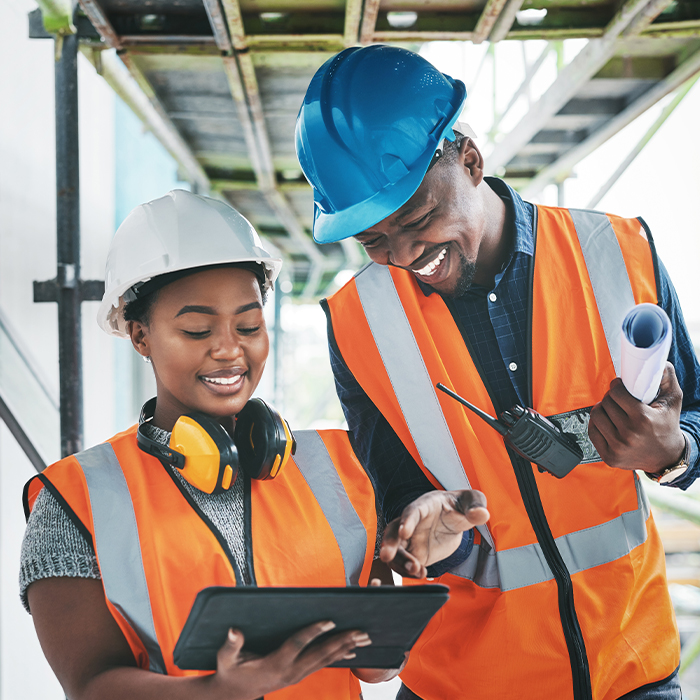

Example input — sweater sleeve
[19,486,101,613]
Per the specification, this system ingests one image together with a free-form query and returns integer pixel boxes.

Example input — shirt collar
[415,177,534,296]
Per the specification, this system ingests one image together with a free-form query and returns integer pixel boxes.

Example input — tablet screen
[174,584,450,670]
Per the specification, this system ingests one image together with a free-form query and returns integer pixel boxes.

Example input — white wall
[0,1,117,697]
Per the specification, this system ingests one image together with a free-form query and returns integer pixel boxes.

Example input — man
[296,45,700,700]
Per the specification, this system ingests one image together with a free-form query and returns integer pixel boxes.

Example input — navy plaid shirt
[329,177,700,575]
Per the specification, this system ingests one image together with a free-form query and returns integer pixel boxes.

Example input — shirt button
[489,293,497,302]
[509,362,518,371]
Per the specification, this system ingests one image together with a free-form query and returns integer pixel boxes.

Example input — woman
[20,190,488,700]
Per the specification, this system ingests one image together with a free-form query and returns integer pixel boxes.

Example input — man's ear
[459,137,484,187]
[127,320,150,359]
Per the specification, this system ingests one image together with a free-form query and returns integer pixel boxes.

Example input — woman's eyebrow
[175,302,262,318]
[175,305,216,317]
[235,302,262,315]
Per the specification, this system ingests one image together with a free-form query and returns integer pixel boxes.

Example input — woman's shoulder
[48,425,140,471]
[26,426,141,512]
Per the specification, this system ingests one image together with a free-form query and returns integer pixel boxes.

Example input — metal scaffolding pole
[30,7,106,461]
[54,31,83,457]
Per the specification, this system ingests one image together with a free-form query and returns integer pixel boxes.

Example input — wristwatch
[645,434,691,485]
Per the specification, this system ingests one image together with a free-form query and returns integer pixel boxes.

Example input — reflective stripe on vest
[292,430,368,585]
[569,209,637,376]
[75,443,167,674]
[450,473,650,589]
[75,431,368,669]
[354,262,495,553]
[353,209,648,590]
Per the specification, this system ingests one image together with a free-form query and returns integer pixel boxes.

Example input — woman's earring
[143,355,152,363]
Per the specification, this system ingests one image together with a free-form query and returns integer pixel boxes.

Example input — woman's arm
[29,577,367,700]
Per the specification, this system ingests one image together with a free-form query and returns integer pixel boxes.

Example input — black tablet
[173,585,449,670]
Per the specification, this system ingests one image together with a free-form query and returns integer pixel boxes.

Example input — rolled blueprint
[620,303,672,404]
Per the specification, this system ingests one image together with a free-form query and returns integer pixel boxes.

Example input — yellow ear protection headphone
[137,397,296,494]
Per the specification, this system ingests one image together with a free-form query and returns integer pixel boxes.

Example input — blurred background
[2,0,700,696]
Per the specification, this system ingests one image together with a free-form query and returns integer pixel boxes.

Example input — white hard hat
[97,189,283,338]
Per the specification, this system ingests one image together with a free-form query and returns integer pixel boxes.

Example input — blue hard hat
[296,45,467,244]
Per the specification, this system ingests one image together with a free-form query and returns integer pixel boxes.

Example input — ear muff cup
[137,397,294,493]
[235,398,296,480]
[169,413,240,494]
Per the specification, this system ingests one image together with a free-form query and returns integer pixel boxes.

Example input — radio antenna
[436,383,507,436]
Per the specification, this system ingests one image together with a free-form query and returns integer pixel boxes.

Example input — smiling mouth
[413,247,447,277]
[201,376,242,386]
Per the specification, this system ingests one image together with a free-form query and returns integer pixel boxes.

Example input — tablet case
[174,585,449,670]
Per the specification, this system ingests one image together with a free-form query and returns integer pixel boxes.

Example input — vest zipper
[527,207,591,700]
[509,449,592,700]
[444,209,593,699]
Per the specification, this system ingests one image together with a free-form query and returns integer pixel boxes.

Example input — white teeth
[202,376,241,385]
[415,248,447,277]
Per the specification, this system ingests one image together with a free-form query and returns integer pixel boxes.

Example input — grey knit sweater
[19,424,249,612]
[20,425,381,612]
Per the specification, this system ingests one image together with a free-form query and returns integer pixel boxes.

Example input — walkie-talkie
[436,383,583,478]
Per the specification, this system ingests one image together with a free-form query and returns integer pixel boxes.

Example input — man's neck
[472,182,510,288]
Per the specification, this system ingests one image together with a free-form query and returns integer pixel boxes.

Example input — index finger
[606,377,641,415]
[279,620,337,658]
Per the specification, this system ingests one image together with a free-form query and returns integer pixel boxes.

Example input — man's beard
[438,249,476,298]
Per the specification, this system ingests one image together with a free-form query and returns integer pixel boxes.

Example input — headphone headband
[137,398,185,469]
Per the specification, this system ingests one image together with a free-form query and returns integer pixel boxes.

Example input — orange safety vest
[24,427,377,700]
[323,207,679,700]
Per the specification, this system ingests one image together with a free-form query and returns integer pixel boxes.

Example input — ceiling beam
[202,0,233,52]
[119,36,217,46]
[623,0,676,35]
[245,34,345,51]
[216,0,327,298]
[520,47,700,198]
[642,19,700,36]
[211,179,311,192]
[359,0,380,44]
[488,0,526,43]
[78,0,121,48]
[473,0,511,44]
[220,0,247,51]
[485,0,664,175]
[344,0,363,46]
[371,30,475,41]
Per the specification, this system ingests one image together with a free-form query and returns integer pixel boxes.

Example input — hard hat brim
[97,256,283,339]
[311,91,467,244]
